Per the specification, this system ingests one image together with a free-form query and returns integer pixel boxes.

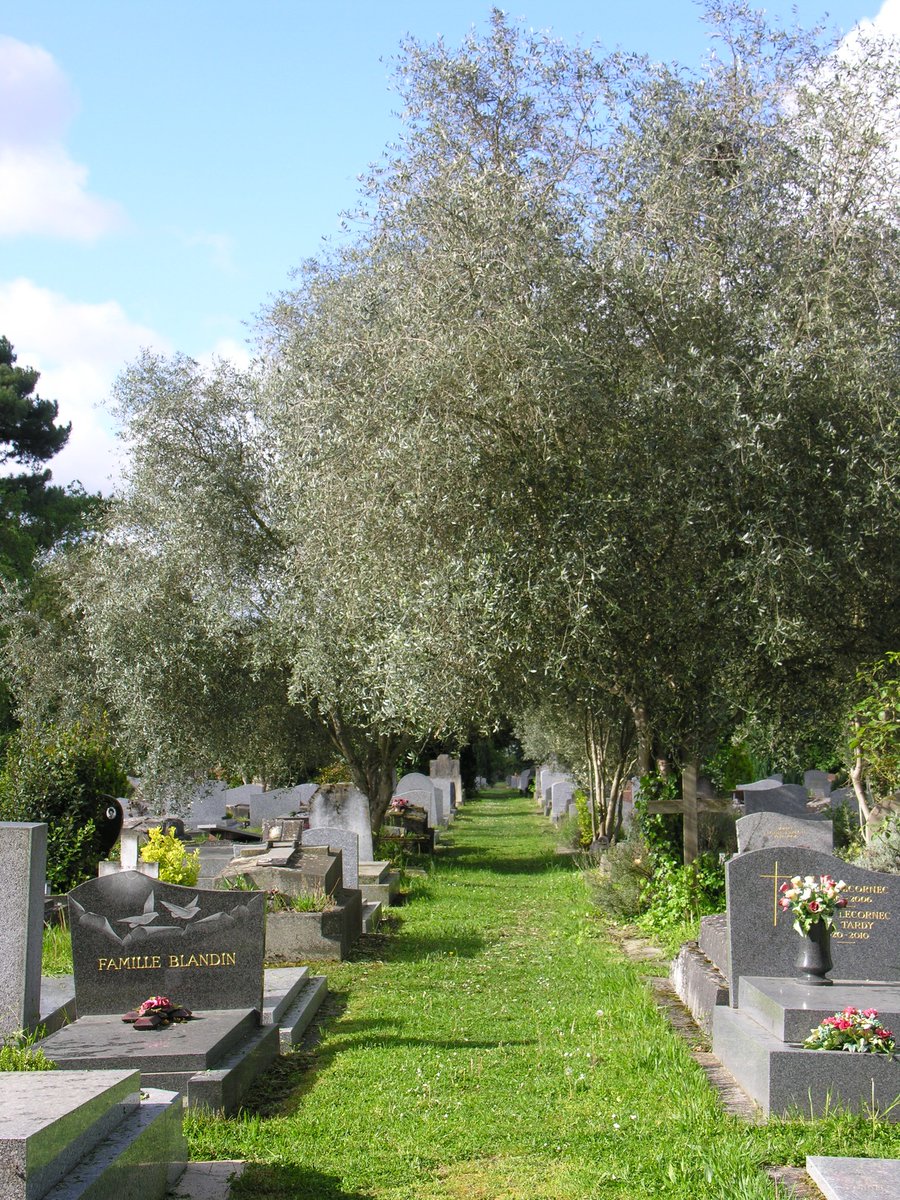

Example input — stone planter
[264,889,362,962]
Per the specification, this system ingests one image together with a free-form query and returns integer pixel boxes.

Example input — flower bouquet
[778,874,849,935]
[122,995,194,1030]
[804,1006,896,1054]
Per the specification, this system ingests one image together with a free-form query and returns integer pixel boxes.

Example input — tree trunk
[325,711,406,833]
[848,729,874,846]
[631,702,652,778]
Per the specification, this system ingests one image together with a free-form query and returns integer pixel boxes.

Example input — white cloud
[0,278,170,493]
[196,337,253,372]
[179,230,237,273]
[867,0,900,37]
[0,36,123,240]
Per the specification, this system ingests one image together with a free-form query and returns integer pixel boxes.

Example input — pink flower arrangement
[804,1006,896,1054]
[778,874,848,935]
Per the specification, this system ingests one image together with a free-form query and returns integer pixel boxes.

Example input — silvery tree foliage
[4,5,899,830]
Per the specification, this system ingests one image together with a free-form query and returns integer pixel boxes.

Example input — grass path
[187,789,900,1199]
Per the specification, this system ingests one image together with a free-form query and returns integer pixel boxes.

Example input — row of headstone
[505,769,533,792]
[134,780,322,832]
[532,764,578,823]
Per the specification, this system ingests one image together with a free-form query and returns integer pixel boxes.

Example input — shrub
[853,810,900,874]
[636,853,726,939]
[0,719,130,893]
[585,831,654,920]
[139,826,201,886]
[0,1031,56,1071]
[315,760,352,785]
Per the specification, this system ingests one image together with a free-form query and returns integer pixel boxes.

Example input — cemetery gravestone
[740,785,828,821]
[725,847,900,1004]
[303,828,359,891]
[395,773,443,829]
[67,870,266,1015]
[804,770,832,796]
[310,784,374,861]
[185,782,228,830]
[0,822,46,1036]
[736,812,834,855]
[550,780,576,822]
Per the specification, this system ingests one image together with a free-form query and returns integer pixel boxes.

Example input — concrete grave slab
[807,1156,900,1200]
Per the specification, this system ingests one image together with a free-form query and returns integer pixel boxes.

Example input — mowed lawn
[187,789,900,1199]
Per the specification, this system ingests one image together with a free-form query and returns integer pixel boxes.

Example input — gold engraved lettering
[167,951,237,969]
[96,955,162,971]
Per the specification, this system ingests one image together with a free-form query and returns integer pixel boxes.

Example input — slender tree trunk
[325,711,406,832]
[631,702,652,778]
[848,728,873,846]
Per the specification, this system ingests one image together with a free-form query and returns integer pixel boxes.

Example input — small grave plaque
[68,870,265,1015]
[726,848,900,1004]
[736,812,833,855]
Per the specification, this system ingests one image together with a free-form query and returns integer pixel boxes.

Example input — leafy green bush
[635,853,725,938]
[585,832,654,919]
[0,720,129,893]
[0,1031,56,1071]
[139,826,200,885]
[853,810,900,874]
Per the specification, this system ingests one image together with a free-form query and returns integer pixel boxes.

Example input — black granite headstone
[726,848,900,1005]
[68,870,265,1015]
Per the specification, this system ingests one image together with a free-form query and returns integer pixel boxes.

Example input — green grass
[119,791,900,1195]
[42,919,73,976]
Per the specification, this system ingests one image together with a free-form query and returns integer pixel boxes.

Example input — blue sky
[0,0,892,491]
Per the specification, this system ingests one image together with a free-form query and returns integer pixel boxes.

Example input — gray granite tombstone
[735,776,784,794]
[741,785,827,821]
[803,770,832,797]
[185,781,228,829]
[395,772,442,829]
[67,870,265,1015]
[302,828,359,891]
[0,822,46,1036]
[725,847,900,1004]
[830,786,861,823]
[309,784,374,861]
[735,812,834,855]
[550,780,576,822]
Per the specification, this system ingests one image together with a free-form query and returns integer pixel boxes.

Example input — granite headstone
[0,822,46,1036]
[725,847,900,1004]
[68,870,265,1015]
[736,812,834,855]
[302,828,359,891]
[309,784,374,861]
[803,770,832,797]
[395,773,443,828]
[550,780,576,821]
[741,785,828,821]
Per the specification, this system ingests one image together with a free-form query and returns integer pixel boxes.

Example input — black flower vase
[795,920,833,986]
